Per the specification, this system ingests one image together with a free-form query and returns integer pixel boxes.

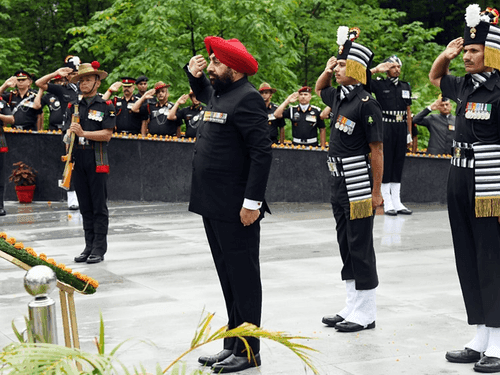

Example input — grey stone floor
[0,200,479,374]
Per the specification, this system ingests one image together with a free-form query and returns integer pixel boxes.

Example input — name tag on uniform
[268,113,276,121]
[305,115,316,123]
[0,102,4,109]
[117,102,122,106]
[203,111,227,124]
[449,125,455,131]
[88,110,104,122]
[402,90,410,99]
[127,102,134,110]
[22,101,34,108]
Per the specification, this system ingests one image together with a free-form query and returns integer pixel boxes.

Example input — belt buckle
[396,114,403,122]
[327,158,339,175]
[454,147,461,159]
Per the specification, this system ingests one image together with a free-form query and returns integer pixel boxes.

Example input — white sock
[337,280,356,318]
[345,287,376,326]
[465,324,489,353]
[390,183,408,211]
[485,328,500,358]
[381,183,394,212]
[67,191,79,208]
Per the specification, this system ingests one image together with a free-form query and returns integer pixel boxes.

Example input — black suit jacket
[184,66,272,223]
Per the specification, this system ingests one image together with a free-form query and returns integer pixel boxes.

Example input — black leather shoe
[211,353,261,373]
[397,208,413,215]
[0,208,6,216]
[445,348,482,363]
[68,205,79,210]
[322,314,344,327]
[335,321,375,332]
[86,255,104,264]
[74,253,90,263]
[474,356,500,372]
[385,209,397,216]
[198,349,233,366]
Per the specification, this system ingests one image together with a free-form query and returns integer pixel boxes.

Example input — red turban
[204,36,258,76]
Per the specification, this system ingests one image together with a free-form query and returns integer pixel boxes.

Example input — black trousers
[202,216,262,356]
[0,152,4,208]
[447,166,500,327]
[382,121,407,183]
[331,177,379,290]
[73,149,109,237]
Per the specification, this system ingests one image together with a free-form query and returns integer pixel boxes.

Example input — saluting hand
[4,76,17,88]
[177,94,189,105]
[189,55,207,78]
[430,98,442,111]
[325,56,337,73]
[444,37,464,60]
[56,67,74,78]
[374,62,398,73]
[143,88,156,99]
[108,81,122,93]
[240,207,260,226]
[287,92,299,104]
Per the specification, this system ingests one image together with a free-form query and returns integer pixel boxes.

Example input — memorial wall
[3,131,450,204]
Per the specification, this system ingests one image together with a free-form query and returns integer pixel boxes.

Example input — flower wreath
[0,232,98,294]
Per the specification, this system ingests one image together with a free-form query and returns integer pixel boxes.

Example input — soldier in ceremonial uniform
[370,55,413,215]
[413,95,456,155]
[40,75,67,131]
[185,36,272,373]
[315,26,383,333]
[132,81,180,137]
[36,55,82,210]
[258,82,285,144]
[167,91,205,138]
[274,86,326,147]
[429,5,500,373]
[0,70,43,131]
[67,61,115,265]
[0,97,15,216]
[103,77,145,135]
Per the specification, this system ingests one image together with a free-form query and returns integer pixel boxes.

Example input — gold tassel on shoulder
[346,59,367,85]
[350,198,373,220]
[485,45,500,71]
[475,196,500,217]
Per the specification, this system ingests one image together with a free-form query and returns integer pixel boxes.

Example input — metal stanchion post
[24,265,58,344]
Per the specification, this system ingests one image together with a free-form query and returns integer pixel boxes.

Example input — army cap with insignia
[154,81,171,91]
[135,75,148,84]
[121,77,136,87]
[14,69,32,80]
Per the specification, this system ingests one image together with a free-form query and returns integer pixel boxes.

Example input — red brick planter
[15,185,36,203]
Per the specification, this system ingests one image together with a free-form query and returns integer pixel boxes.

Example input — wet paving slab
[0,200,477,374]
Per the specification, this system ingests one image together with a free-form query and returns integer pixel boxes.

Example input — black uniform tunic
[175,104,205,138]
[66,96,115,243]
[283,105,325,146]
[264,102,285,144]
[185,65,272,356]
[113,96,146,134]
[41,92,64,130]
[371,78,412,182]
[2,90,42,130]
[441,72,500,327]
[413,108,456,155]
[0,98,13,209]
[321,84,383,290]
[146,101,179,136]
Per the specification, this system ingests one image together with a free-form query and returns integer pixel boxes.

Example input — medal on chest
[203,111,227,124]
[335,115,356,135]
[88,109,104,122]
[466,102,491,120]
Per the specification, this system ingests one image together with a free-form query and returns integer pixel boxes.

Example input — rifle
[58,103,79,190]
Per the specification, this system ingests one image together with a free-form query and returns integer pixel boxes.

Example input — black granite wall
[2,132,450,204]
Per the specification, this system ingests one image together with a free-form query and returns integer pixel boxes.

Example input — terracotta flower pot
[15,185,36,203]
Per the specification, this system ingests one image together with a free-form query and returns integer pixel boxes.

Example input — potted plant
[8,161,37,203]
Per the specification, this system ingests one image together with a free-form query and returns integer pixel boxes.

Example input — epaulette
[310,105,321,111]
[106,100,113,106]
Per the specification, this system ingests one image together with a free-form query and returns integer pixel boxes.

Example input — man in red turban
[184,36,272,373]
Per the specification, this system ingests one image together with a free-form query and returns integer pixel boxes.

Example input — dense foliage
[0,0,471,146]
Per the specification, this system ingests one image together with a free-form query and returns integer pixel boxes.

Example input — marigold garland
[0,234,98,295]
